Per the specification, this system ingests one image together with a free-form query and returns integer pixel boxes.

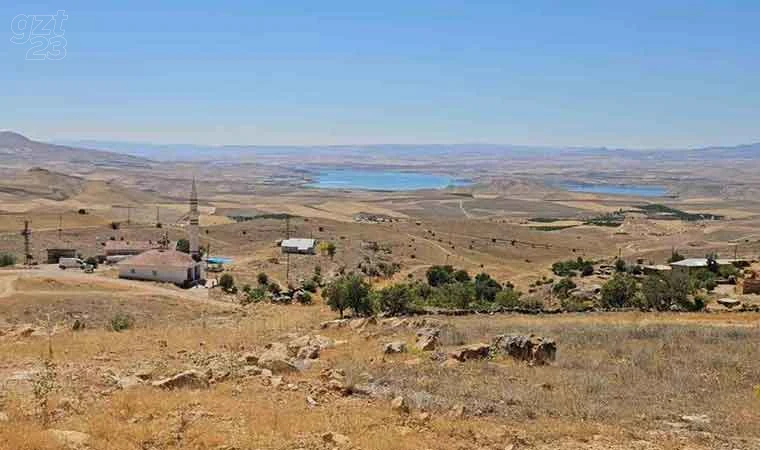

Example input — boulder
[492,334,556,365]
[414,328,440,351]
[383,341,407,354]
[239,352,259,365]
[259,343,299,373]
[322,431,351,447]
[296,345,320,360]
[391,395,410,413]
[717,298,741,309]
[448,343,491,362]
[152,370,209,390]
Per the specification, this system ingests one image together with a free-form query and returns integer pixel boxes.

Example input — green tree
[426,265,454,287]
[642,273,688,311]
[600,273,638,308]
[614,258,627,273]
[176,239,190,253]
[473,272,502,301]
[552,277,577,299]
[452,269,471,283]
[376,283,415,315]
[494,287,522,308]
[431,282,476,309]
[324,274,372,318]
[219,273,236,293]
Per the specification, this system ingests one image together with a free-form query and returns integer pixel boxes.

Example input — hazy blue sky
[1,1,759,147]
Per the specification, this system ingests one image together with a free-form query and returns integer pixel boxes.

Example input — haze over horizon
[2,1,759,148]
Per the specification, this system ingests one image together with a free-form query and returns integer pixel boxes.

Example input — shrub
[689,269,717,292]
[494,288,522,308]
[241,287,266,305]
[219,274,236,293]
[0,253,16,267]
[324,274,372,318]
[429,282,476,309]
[719,264,740,279]
[297,291,313,304]
[376,283,416,315]
[110,313,133,332]
[552,277,577,299]
[85,256,98,268]
[302,279,318,293]
[600,273,638,308]
[452,269,471,283]
[552,257,594,277]
[473,272,502,301]
[176,239,190,253]
[642,273,688,311]
[110,221,121,230]
[268,282,282,295]
[257,272,269,286]
[614,258,627,273]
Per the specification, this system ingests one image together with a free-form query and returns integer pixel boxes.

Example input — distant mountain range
[60,137,760,162]
[0,131,757,167]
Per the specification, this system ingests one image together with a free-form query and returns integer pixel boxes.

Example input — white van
[58,257,85,269]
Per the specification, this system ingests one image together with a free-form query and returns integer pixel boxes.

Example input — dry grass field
[0,152,760,449]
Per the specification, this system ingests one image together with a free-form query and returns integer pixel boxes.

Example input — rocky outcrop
[152,370,210,389]
[492,334,556,365]
[448,343,491,362]
[415,327,440,351]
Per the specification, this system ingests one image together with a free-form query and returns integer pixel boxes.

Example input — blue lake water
[308,169,469,191]
[561,183,667,197]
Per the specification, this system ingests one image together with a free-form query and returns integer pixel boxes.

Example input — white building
[281,238,316,254]
[118,249,204,286]
[117,179,205,286]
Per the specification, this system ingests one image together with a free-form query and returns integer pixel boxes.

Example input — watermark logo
[10,10,68,60]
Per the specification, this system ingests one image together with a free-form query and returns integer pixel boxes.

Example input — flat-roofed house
[280,238,316,254]
[104,240,159,257]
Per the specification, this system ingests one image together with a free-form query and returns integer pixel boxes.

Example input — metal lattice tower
[21,220,32,265]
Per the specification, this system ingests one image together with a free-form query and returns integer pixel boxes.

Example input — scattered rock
[448,343,491,362]
[259,343,299,373]
[681,414,710,425]
[322,431,351,447]
[296,345,320,360]
[47,429,91,449]
[239,352,259,365]
[117,375,143,390]
[383,341,407,354]
[415,328,440,351]
[717,298,741,309]
[391,395,410,413]
[152,370,209,390]
[492,334,556,365]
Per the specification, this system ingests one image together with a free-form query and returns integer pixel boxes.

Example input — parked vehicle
[58,257,85,269]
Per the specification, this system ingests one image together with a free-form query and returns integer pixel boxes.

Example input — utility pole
[21,220,32,265]
[57,215,62,241]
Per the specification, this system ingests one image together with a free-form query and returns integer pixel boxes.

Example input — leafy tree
[376,283,416,315]
[176,239,190,253]
[689,269,717,292]
[614,258,627,273]
[642,273,688,311]
[473,272,502,302]
[426,265,455,287]
[600,273,638,308]
[494,288,522,308]
[256,272,269,286]
[0,253,16,267]
[452,269,471,283]
[219,273,236,293]
[430,282,476,309]
[324,274,372,318]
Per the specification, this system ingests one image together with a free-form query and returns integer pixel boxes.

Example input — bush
[376,283,415,315]
[552,277,577,299]
[429,282,476,309]
[110,221,121,230]
[494,288,522,308]
[297,291,313,304]
[426,265,455,287]
[302,279,318,293]
[324,274,372,318]
[473,272,502,301]
[110,313,133,332]
[0,253,16,267]
[689,269,717,292]
[241,287,266,305]
[176,239,190,253]
[614,258,627,273]
[552,257,594,277]
[642,273,688,311]
[600,273,638,308]
[719,264,740,279]
[219,274,236,293]
[268,282,281,295]
[257,272,269,286]
[84,256,98,269]
[452,269,470,283]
